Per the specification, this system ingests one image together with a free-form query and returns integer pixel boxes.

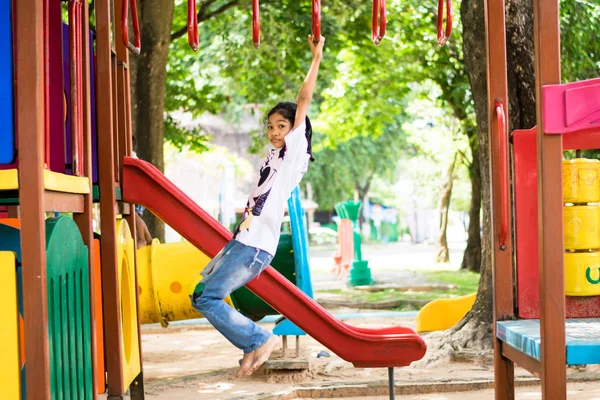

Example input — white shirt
[234,122,310,256]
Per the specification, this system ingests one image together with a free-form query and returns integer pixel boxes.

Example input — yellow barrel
[136,239,234,326]
[563,158,600,203]
[563,205,600,250]
[565,252,600,296]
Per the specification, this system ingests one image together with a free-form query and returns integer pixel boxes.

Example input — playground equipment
[333,218,354,277]
[0,0,147,398]
[335,200,374,286]
[0,0,454,398]
[415,292,476,333]
[487,0,600,398]
[190,0,382,49]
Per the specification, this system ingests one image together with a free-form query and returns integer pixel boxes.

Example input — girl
[191,34,325,377]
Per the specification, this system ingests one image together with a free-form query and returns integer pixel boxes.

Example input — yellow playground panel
[415,292,477,333]
[116,219,142,390]
[563,158,600,297]
[136,239,234,326]
[0,251,21,400]
[0,169,90,194]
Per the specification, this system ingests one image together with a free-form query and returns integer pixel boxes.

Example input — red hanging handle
[68,0,80,175]
[372,0,387,46]
[312,0,321,43]
[496,99,508,251]
[188,0,199,51]
[122,0,141,55]
[252,0,260,48]
[76,0,84,175]
[437,0,452,46]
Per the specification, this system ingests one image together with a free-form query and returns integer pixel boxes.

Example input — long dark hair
[267,102,315,162]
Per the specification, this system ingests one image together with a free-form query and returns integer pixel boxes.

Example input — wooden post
[16,0,51,398]
[532,0,566,398]
[484,0,515,398]
[72,0,98,397]
[96,0,125,396]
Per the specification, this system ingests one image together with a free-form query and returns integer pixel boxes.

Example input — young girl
[191,34,325,377]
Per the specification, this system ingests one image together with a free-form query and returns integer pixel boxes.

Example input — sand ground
[133,315,600,399]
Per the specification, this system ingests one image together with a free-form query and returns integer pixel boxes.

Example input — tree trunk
[436,153,458,263]
[421,0,536,360]
[356,181,371,230]
[461,138,482,272]
[129,0,175,242]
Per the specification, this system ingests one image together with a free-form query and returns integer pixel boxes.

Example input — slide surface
[415,292,476,333]
[122,157,426,368]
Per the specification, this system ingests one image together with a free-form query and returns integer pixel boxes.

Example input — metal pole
[388,367,395,400]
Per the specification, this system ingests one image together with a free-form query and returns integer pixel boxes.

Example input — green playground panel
[229,233,296,321]
[0,190,18,204]
[92,184,122,202]
[0,217,94,399]
[46,217,94,399]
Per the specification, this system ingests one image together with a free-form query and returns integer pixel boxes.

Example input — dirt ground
[132,314,600,399]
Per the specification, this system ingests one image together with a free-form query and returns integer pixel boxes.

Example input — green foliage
[560,0,600,159]
[305,119,409,209]
[158,0,598,212]
[164,115,212,153]
[561,0,600,82]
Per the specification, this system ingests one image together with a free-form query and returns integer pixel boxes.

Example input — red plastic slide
[122,157,427,368]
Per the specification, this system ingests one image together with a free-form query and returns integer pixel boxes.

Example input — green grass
[421,269,480,295]
[316,269,480,311]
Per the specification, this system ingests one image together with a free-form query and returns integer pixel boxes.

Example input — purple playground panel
[63,24,98,182]
[47,1,65,174]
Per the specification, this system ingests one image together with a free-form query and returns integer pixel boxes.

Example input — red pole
[188,0,199,51]
[252,0,260,47]
[437,0,453,46]
[312,0,321,42]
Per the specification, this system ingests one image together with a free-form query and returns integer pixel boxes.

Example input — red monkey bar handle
[188,0,199,51]
[122,0,141,55]
[312,0,321,43]
[372,0,387,46]
[68,0,81,175]
[437,0,452,46]
[496,99,508,251]
[252,0,260,48]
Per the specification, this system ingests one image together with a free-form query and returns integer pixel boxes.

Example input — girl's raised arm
[294,34,325,129]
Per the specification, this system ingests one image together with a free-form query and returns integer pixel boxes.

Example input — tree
[374,0,483,272]
[436,152,458,263]
[129,0,239,241]
[305,124,408,213]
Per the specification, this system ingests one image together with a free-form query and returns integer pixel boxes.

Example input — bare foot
[246,336,280,375]
[237,351,255,377]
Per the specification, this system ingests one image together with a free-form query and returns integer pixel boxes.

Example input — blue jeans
[190,240,273,354]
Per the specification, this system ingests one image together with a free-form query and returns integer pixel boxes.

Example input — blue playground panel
[0,0,15,164]
[273,186,315,336]
[497,319,600,365]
